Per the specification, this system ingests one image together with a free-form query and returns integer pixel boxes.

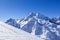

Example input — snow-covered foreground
[0,21,42,40]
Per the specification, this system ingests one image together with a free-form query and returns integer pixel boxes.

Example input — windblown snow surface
[0,21,43,40]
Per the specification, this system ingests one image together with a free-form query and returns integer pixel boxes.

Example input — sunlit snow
[0,21,43,40]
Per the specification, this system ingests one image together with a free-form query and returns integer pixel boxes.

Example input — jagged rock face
[6,18,20,29]
[50,17,60,25]
[21,18,36,33]
[6,13,60,40]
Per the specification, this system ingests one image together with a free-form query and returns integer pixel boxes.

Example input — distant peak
[9,18,14,20]
[27,12,49,19]
[56,16,60,19]
[52,16,60,20]
[26,12,35,18]
[36,13,39,16]
[29,12,35,16]
[28,12,41,16]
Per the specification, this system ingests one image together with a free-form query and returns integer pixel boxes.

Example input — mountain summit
[6,13,60,40]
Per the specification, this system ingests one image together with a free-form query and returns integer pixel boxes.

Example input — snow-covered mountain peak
[36,13,39,16]
[27,12,35,17]
[5,12,60,40]
[56,16,60,19]
[51,16,60,25]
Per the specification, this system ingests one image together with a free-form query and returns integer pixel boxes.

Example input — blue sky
[0,0,60,22]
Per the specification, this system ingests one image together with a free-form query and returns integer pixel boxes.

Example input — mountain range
[5,13,60,40]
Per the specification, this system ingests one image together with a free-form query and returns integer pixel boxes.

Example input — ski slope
[0,21,42,40]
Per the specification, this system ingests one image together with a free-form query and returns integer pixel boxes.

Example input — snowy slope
[0,21,43,40]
